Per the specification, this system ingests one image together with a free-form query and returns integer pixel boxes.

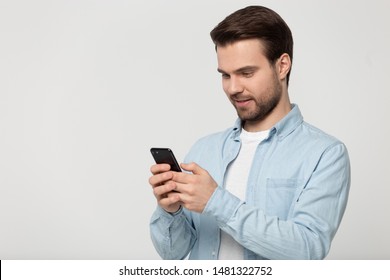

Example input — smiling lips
[233,98,253,108]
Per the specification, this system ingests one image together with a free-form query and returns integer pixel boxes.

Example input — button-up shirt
[150,104,351,259]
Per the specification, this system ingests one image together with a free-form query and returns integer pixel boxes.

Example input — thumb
[180,162,205,175]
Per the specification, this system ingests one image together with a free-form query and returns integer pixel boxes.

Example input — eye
[221,73,230,79]
[242,71,254,78]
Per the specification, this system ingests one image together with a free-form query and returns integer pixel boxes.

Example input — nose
[225,76,244,95]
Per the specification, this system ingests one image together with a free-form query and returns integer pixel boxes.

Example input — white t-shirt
[218,128,269,260]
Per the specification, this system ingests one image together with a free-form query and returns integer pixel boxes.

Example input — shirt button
[211,251,216,256]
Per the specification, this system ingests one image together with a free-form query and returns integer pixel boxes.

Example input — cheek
[245,80,261,95]
[249,75,273,95]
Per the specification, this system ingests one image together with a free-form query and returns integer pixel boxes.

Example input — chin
[238,110,271,124]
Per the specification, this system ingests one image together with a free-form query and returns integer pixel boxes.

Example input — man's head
[210,6,294,131]
[210,6,293,85]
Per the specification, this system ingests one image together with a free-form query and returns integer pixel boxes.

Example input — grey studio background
[0,0,389,259]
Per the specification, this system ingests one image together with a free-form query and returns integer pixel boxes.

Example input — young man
[148,6,350,260]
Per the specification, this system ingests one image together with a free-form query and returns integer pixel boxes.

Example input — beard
[232,75,283,124]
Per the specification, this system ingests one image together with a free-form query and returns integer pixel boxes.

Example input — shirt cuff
[155,205,183,219]
[203,186,243,224]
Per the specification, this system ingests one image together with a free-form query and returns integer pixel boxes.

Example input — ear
[277,53,292,81]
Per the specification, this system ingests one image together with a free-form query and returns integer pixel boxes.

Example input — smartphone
[150,148,182,172]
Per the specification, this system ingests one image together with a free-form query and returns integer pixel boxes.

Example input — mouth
[233,98,252,108]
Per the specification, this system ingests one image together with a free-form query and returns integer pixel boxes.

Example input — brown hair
[210,6,294,85]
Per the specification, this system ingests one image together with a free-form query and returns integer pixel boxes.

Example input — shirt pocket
[265,178,301,220]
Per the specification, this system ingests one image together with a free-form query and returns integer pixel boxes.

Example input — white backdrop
[0,0,389,259]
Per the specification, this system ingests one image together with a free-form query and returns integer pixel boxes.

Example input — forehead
[216,39,269,71]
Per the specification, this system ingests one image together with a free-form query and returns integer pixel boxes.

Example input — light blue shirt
[150,104,350,259]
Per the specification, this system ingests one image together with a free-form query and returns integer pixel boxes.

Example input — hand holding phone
[150,148,182,211]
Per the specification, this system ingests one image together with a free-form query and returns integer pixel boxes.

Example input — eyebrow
[217,65,259,75]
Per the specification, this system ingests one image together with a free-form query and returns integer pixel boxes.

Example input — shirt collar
[273,104,304,140]
[231,104,304,141]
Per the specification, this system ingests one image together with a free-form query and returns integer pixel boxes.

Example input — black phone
[150,148,182,172]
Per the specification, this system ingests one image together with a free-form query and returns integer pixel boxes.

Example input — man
[148,6,350,260]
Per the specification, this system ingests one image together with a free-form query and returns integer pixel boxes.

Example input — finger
[174,181,198,196]
[150,163,171,175]
[171,190,199,212]
[171,171,192,184]
[149,171,173,187]
[172,181,185,194]
[180,162,206,175]
[158,194,181,211]
[153,181,177,198]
